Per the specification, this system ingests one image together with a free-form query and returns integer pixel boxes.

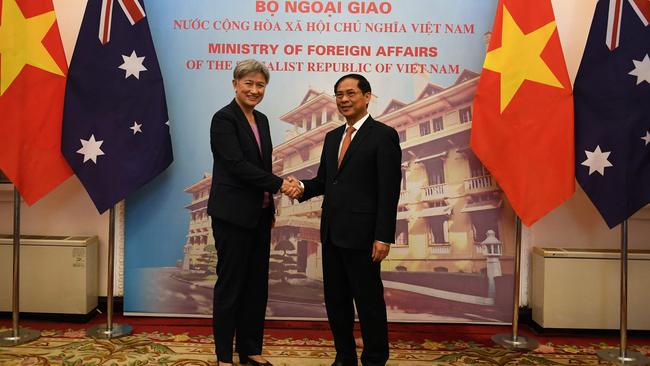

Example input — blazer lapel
[337,118,372,171]
[230,99,263,161]
[257,115,272,168]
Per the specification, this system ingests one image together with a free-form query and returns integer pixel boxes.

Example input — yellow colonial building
[271,70,515,282]
[181,173,215,273]
[179,70,515,296]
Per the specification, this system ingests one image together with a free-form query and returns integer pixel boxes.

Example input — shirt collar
[346,113,369,132]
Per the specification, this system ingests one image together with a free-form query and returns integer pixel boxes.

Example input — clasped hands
[281,176,303,199]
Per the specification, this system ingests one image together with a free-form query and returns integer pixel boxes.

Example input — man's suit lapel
[230,99,263,162]
[328,125,345,175]
[337,118,373,171]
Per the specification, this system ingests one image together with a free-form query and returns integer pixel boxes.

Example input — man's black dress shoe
[330,360,357,366]
[238,355,273,366]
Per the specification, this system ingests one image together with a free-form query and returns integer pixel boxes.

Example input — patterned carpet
[1,328,649,365]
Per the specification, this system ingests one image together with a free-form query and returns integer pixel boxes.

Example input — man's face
[232,72,267,110]
[335,78,371,123]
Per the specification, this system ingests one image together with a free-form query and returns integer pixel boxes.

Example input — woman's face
[232,72,267,110]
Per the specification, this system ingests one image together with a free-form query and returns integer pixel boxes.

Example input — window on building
[298,147,310,162]
[424,159,445,185]
[432,117,444,132]
[459,107,472,123]
[395,220,408,245]
[471,209,500,243]
[419,121,431,136]
[468,154,489,178]
[426,217,449,244]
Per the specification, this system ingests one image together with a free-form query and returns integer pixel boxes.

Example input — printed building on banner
[272,71,516,283]
[177,73,516,320]
[177,70,516,315]
[181,173,215,273]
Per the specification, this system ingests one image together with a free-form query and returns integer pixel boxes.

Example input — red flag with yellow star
[0,0,72,204]
[471,0,574,226]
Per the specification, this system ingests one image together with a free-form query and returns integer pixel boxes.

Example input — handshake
[280,176,303,199]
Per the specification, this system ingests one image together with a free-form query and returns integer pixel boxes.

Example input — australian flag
[574,0,650,228]
[62,0,173,213]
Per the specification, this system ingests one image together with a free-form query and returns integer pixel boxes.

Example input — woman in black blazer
[207,59,295,366]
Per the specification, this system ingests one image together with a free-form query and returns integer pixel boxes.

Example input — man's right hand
[281,176,303,199]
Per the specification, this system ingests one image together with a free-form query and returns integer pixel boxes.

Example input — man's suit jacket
[300,117,402,249]
[207,99,283,229]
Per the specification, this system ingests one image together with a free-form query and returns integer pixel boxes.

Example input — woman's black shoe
[238,355,273,366]
[238,354,248,364]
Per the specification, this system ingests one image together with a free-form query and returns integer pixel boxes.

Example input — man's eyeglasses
[334,91,362,100]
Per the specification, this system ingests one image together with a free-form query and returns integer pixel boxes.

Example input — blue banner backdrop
[124,0,515,323]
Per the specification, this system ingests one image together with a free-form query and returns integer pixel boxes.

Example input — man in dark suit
[294,74,402,366]
[208,60,299,366]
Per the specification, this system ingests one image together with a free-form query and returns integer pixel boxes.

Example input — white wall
[0,178,111,295]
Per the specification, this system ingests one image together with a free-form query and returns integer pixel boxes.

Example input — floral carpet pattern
[1,328,648,365]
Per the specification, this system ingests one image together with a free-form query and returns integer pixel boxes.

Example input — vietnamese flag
[471,0,574,226]
[0,0,72,204]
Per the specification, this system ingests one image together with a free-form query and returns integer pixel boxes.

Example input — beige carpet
[2,328,649,365]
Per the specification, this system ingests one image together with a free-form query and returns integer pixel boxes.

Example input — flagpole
[87,206,132,339]
[491,216,538,350]
[0,188,40,346]
[596,220,649,365]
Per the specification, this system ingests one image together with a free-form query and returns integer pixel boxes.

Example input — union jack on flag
[606,0,650,49]
[99,0,145,44]
[574,0,650,228]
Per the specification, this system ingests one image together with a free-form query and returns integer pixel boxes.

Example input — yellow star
[0,0,64,95]
[483,6,563,112]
